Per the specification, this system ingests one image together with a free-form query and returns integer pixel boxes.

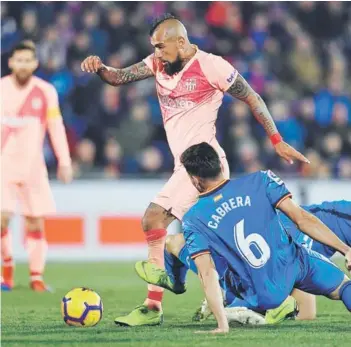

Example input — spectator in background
[104,6,130,53]
[270,100,305,151]
[82,9,108,59]
[56,11,75,48]
[250,13,269,51]
[20,10,40,42]
[296,98,319,149]
[38,26,66,72]
[288,34,322,93]
[138,146,164,175]
[1,3,21,54]
[295,1,318,38]
[321,132,344,176]
[337,158,351,179]
[300,148,331,178]
[188,21,212,51]
[72,138,97,178]
[103,137,122,179]
[245,58,270,96]
[98,85,122,129]
[262,78,297,104]
[67,32,91,69]
[236,139,263,174]
[114,101,154,159]
[2,1,350,179]
[314,74,351,127]
[323,2,348,41]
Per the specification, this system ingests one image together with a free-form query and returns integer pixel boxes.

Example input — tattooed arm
[227,74,309,164]
[227,74,278,137]
[81,56,154,86]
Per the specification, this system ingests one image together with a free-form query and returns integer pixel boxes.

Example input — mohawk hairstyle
[149,13,177,36]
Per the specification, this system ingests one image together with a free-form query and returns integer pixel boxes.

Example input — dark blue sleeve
[182,217,210,259]
[261,170,292,208]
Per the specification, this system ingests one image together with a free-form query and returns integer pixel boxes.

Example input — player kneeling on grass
[163,199,351,324]
[135,142,351,333]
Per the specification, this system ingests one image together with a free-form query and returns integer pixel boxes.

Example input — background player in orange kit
[81,14,309,326]
[1,41,73,292]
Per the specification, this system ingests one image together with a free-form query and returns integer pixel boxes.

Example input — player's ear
[177,36,185,50]
[8,57,13,70]
[189,175,198,188]
[32,58,39,71]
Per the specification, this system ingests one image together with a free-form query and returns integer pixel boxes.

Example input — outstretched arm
[227,74,310,165]
[46,86,73,184]
[193,253,229,334]
[278,197,351,271]
[81,56,154,86]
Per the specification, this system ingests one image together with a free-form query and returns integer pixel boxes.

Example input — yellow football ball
[61,287,103,327]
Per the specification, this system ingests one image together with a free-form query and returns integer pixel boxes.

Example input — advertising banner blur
[10,179,350,261]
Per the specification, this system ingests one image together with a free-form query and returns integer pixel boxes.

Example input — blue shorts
[226,246,345,310]
[294,246,345,296]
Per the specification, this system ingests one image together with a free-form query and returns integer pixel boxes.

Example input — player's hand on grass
[57,165,73,184]
[195,327,229,334]
[81,56,105,73]
[274,141,310,165]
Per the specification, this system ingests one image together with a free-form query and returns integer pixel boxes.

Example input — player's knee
[165,235,175,253]
[1,212,12,230]
[24,216,43,232]
[142,203,173,231]
[165,234,185,257]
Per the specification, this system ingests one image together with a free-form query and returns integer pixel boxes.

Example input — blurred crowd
[2,1,351,179]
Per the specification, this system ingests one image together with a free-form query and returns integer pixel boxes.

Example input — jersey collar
[199,179,230,198]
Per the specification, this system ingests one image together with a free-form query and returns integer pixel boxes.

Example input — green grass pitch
[2,262,351,347]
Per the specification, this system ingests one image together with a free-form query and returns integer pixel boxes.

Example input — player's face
[151,36,183,76]
[9,50,38,83]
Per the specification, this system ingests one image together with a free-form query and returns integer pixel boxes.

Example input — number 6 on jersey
[234,219,271,268]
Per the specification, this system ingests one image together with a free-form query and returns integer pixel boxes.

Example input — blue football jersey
[182,170,301,309]
[279,200,351,258]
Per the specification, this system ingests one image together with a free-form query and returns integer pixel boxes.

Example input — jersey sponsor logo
[226,71,236,84]
[32,97,43,110]
[208,195,252,229]
[266,170,284,186]
[159,95,195,110]
[185,78,197,92]
[1,116,40,127]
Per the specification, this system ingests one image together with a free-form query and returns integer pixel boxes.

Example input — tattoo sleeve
[227,74,278,136]
[97,61,154,86]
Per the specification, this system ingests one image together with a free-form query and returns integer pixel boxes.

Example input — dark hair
[149,13,177,36]
[180,142,222,179]
[10,40,36,57]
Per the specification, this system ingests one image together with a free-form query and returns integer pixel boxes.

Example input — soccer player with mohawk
[81,13,309,326]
